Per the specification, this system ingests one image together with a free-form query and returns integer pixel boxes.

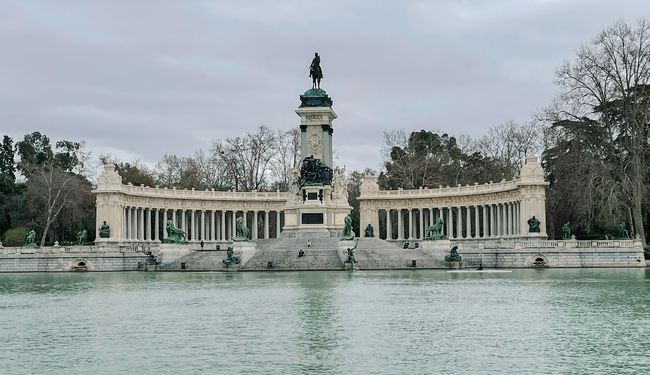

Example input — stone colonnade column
[407,209,413,240]
[397,208,404,240]
[386,209,392,240]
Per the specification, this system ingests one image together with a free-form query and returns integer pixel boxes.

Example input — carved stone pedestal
[420,239,453,260]
[232,241,257,266]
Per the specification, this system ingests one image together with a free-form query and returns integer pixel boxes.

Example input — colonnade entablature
[358,156,549,242]
[93,163,289,244]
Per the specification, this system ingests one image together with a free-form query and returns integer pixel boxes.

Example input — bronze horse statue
[309,52,323,89]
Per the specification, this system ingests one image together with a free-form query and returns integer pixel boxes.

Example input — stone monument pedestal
[338,239,358,270]
[420,239,452,260]
[282,88,352,238]
[232,241,257,265]
[518,233,548,242]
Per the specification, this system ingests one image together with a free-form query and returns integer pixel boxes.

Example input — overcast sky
[1,0,648,173]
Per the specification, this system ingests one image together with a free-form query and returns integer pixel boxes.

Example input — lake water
[1,269,649,374]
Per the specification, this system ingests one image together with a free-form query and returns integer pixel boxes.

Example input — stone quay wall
[0,238,643,272]
[0,246,146,272]
[451,239,646,268]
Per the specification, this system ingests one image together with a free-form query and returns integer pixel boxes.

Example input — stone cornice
[93,184,289,203]
[358,178,547,201]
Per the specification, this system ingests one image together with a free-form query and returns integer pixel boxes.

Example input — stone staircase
[353,238,448,269]
[241,238,344,271]
[157,250,231,271]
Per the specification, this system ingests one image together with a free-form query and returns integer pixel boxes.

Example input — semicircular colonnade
[357,156,549,241]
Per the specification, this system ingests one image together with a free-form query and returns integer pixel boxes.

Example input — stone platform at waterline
[0,237,644,272]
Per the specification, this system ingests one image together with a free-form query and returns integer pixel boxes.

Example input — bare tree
[475,121,543,179]
[212,125,277,191]
[24,162,84,247]
[269,127,301,190]
[552,19,650,244]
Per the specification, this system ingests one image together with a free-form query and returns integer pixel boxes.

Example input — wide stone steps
[242,238,343,270]
[352,238,447,269]
[157,250,231,271]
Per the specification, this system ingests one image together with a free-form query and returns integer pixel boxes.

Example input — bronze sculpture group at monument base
[234,217,251,242]
[299,156,333,187]
[424,217,446,241]
[99,221,110,238]
[24,230,37,247]
[341,214,355,240]
[222,247,241,267]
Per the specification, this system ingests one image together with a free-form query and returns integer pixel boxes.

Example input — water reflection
[294,272,341,374]
[0,269,649,374]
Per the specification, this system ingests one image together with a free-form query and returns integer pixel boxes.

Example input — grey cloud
[1,0,648,172]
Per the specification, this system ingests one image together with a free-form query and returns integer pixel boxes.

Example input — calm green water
[1,269,649,374]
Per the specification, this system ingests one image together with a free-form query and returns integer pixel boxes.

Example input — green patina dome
[300,88,333,107]
[302,88,328,97]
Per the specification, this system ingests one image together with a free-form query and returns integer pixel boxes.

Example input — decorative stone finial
[96,162,123,188]
[360,171,380,195]
[519,155,545,185]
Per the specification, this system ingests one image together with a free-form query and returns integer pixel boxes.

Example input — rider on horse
[309,52,323,89]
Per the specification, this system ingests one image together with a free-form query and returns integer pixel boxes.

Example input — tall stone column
[154,208,160,241]
[231,211,236,240]
[276,211,281,238]
[429,208,434,231]
[146,208,151,241]
[482,205,488,238]
[124,207,128,241]
[456,207,462,239]
[419,208,424,240]
[386,209,392,240]
[200,210,205,241]
[121,207,125,242]
[181,210,186,238]
[125,207,130,241]
[131,207,136,240]
[123,207,128,240]
[188,210,192,241]
[500,204,504,237]
[161,209,166,240]
[408,209,414,240]
[397,208,404,240]
[264,211,269,239]
[510,202,517,236]
[507,203,511,237]
[507,202,513,237]
[489,205,494,238]
[447,207,453,239]
[504,203,508,237]
[242,210,248,238]
[172,209,176,229]
[515,203,520,235]
[493,204,498,237]
[209,211,214,241]
[252,210,258,240]
[474,206,479,239]
[136,207,142,241]
[465,206,472,238]
[220,211,225,241]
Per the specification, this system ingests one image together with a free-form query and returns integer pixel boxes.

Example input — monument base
[518,233,548,241]
[420,239,453,260]
[232,241,257,265]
